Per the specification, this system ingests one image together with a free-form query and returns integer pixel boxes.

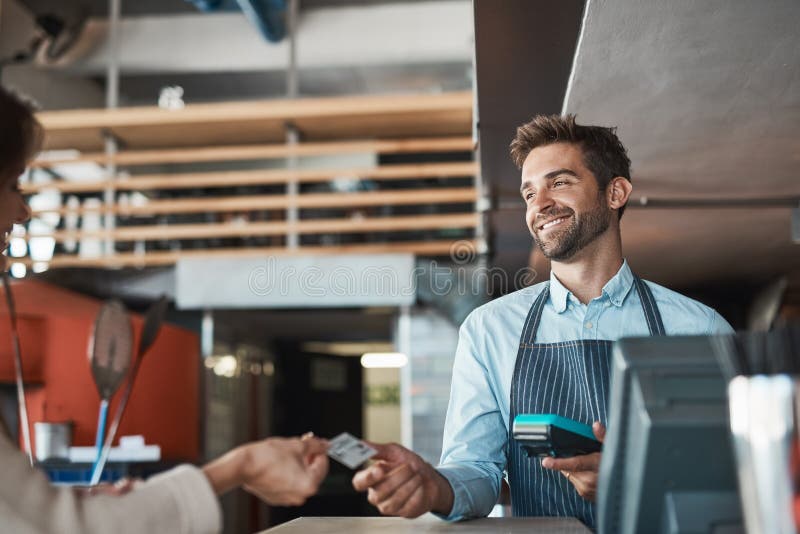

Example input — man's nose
[531,188,554,215]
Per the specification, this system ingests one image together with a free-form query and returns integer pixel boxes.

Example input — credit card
[327,432,377,469]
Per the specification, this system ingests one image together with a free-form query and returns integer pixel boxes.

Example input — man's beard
[532,200,613,261]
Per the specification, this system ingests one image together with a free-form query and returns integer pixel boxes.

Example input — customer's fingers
[112,478,138,495]
[302,436,329,456]
[306,452,329,485]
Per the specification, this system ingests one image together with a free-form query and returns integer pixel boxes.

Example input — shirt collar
[548,260,634,313]
[602,260,635,307]
[548,271,572,313]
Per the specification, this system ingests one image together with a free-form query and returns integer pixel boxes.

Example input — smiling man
[352,115,733,528]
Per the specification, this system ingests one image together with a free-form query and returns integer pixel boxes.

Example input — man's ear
[607,177,633,211]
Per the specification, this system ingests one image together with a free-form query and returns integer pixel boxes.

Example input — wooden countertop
[259,515,592,533]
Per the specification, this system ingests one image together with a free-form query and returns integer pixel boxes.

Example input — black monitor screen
[596,335,742,534]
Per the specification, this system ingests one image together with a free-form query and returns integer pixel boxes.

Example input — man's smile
[536,215,570,233]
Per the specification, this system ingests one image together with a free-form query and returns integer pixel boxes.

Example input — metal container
[34,422,72,462]
[728,375,797,534]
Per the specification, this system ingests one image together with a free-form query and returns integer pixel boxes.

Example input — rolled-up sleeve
[435,312,506,521]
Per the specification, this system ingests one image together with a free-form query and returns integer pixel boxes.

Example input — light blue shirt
[436,260,734,520]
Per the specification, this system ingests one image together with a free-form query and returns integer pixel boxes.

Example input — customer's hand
[242,437,329,506]
[352,442,453,518]
[541,421,605,501]
[75,478,140,497]
[203,436,329,507]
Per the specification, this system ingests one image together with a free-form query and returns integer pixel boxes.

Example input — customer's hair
[0,85,43,176]
[510,114,632,218]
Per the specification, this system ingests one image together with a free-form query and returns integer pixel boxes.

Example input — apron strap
[511,284,550,412]
[519,282,550,346]
[632,276,666,336]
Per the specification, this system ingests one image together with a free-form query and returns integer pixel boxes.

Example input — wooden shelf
[31,136,474,168]
[29,213,480,242]
[22,161,479,194]
[18,239,479,269]
[24,92,479,269]
[30,187,478,217]
[37,91,473,151]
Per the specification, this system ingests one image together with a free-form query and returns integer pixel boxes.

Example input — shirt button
[585,322,593,329]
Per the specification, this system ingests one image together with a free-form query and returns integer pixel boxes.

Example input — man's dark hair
[509,114,632,218]
[0,85,43,177]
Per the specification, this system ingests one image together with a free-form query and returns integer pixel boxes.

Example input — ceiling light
[159,86,185,110]
[205,354,238,377]
[360,352,408,369]
[302,341,394,357]
[9,237,27,258]
[10,263,26,279]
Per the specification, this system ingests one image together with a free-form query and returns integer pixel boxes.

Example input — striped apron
[508,276,665,528]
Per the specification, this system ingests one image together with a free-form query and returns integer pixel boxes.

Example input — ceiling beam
[43,1,473,74]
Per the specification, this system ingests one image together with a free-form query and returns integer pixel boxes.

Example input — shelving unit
[19,91,481,270]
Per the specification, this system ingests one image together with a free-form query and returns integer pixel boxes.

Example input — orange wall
[0,280,200,462]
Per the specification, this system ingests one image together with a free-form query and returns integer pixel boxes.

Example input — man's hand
[351,442,454,518]
[203,436,329,507]
[541,421,605,502]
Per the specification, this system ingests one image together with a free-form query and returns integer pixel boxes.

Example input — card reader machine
[512,414,602,458]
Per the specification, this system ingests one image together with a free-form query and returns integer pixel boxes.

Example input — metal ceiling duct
[185,0,287,42]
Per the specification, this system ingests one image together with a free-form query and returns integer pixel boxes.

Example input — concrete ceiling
[17,0,448,18]
[564,0,800,201]
[473,0,585,285]
[478,0,800,292]
[111,63,471,106]
[4,0,473,108]
[563,0,800,287]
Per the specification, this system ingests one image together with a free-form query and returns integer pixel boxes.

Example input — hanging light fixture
[360,352,409,369]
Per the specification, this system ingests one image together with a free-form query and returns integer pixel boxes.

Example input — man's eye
[524,192,535,200]
[553,180,566,187]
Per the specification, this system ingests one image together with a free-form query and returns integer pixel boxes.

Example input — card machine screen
[512,414,601,458]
